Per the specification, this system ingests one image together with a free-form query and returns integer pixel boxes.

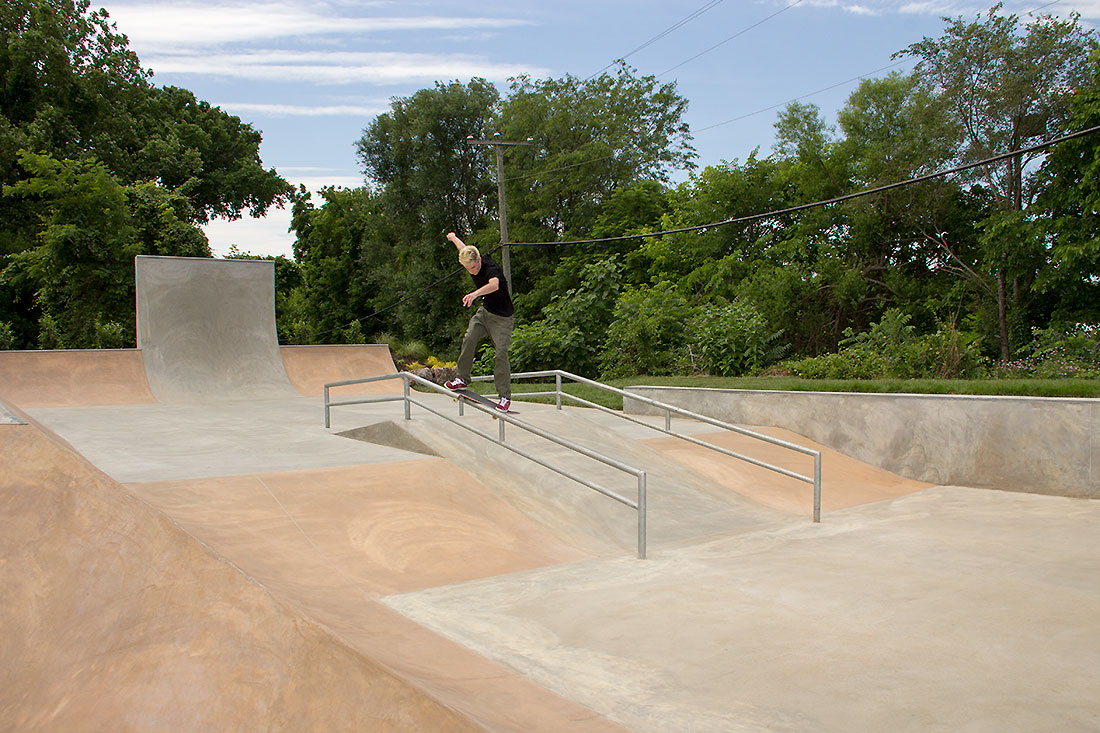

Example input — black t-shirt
[471,254,514,317]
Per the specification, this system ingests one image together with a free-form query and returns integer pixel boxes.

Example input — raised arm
[446,232,466,251]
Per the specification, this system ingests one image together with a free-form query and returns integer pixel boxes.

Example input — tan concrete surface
[0,411,484,732]
[281,344,402,397]
[123,460,590,596]
[644,426,933,516]
[119,461,626,732]
[0,349,155,407]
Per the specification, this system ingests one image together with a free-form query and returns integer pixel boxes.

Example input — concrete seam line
[256,475,374,599]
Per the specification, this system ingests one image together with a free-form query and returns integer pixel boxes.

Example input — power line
[302,124,1099,341]
[585,0,725,81]
[506,124,1100,248]
[304,245,503,341]
[503,153,618,183]
[1028,0,1062,15]
[695,59,909,134]
[658,0,804,78]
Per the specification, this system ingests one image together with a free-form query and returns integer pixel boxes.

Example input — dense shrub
[0,322,14,350]
[598,282,693,378]
[509,257,623,376]
[689,300,785,376]
[784,309,985,379]
[991,323,1100,378]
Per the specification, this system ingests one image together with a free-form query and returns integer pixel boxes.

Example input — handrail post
[813,452,822,523]
[555,372,562,410]
[324,384,331,429]
[665,408,671,432]
[637,472,647,559]
[498,415,506,442]
[403,377,411,421]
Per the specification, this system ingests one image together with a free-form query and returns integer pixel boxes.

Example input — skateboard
[451,388,519,414]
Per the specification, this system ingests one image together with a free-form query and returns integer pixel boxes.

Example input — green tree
[638,153,789,296]
[1,152,209,348]
[899,3,1097,356]
[0,0,292,231]
[1033,52,1100,325]
[494,63,695,294]
[599,281,693,378]
[510,256,623,376]
[356,78,499,240]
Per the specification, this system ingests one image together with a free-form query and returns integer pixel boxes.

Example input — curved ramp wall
[136,256,296,401]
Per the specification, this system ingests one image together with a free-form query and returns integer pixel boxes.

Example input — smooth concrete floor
[384,485,1100,731]
[25,393,1100,731]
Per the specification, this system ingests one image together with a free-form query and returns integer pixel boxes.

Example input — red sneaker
[444,378,467,391]
[496,397,511,412]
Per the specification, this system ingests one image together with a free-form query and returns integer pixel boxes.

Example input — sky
[93,0,1100,258]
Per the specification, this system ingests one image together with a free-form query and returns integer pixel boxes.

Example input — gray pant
[457,306,513,399]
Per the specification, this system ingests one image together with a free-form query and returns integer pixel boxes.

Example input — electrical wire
[304,245,503,341]
[505,124,1100,248]
[585,0,725,81]
[695,59,909,134]
[304,123,1098,343]
[658,0,804,77]
[503,153,618,183]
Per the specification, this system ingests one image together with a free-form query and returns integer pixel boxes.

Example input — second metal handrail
[489,370,824,522]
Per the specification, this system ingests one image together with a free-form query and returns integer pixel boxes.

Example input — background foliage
[2,2,1098,387]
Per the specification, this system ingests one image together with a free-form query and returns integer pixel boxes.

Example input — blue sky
[94,0,1099,257]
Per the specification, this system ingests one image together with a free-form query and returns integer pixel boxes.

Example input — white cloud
[203,208,295,258]
[104,2,530,48]
[144,50,545,84]
[897,1,1100,17]
[217,101,389,117]
[202,171,367,258]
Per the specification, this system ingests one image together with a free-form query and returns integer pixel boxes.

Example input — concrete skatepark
[2,255,1098,731]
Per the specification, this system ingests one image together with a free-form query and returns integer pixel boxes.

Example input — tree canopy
[0,0,292,348]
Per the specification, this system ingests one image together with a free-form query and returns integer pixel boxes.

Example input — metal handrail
[323,372,648,558]
[489,370,824,522]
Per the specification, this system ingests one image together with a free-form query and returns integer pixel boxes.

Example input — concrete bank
[624,387,1098,499]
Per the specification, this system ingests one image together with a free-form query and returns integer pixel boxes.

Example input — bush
[471,342,496,377]
[599,282,693,378]
[784,309,985,379]
[991,323,1100,378]
[689,300,785,376]
[509,257,623,376]
[0,322,14,350]
[92,319,127,349]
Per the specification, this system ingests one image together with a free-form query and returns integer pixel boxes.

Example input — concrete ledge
[624,387,1098,499]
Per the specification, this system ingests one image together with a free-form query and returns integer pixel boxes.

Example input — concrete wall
[624,387,1098,499]
[136,256,296,401]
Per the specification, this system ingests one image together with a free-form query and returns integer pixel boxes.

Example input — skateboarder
[443,232,513,412]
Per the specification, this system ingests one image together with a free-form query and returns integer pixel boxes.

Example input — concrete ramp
[0,408,483,731]
[136,255,296,401]
[281,344,401,397]
[644,426,933,516]
[0,349,155,408]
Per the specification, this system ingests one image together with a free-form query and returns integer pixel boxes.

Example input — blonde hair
[458,245,480,265]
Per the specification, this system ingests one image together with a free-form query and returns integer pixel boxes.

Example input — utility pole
[466,134,533,293]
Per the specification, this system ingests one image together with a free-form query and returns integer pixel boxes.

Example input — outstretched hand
[462,291,477,307]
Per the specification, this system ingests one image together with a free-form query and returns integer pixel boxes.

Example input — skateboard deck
[451,388,518,414]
